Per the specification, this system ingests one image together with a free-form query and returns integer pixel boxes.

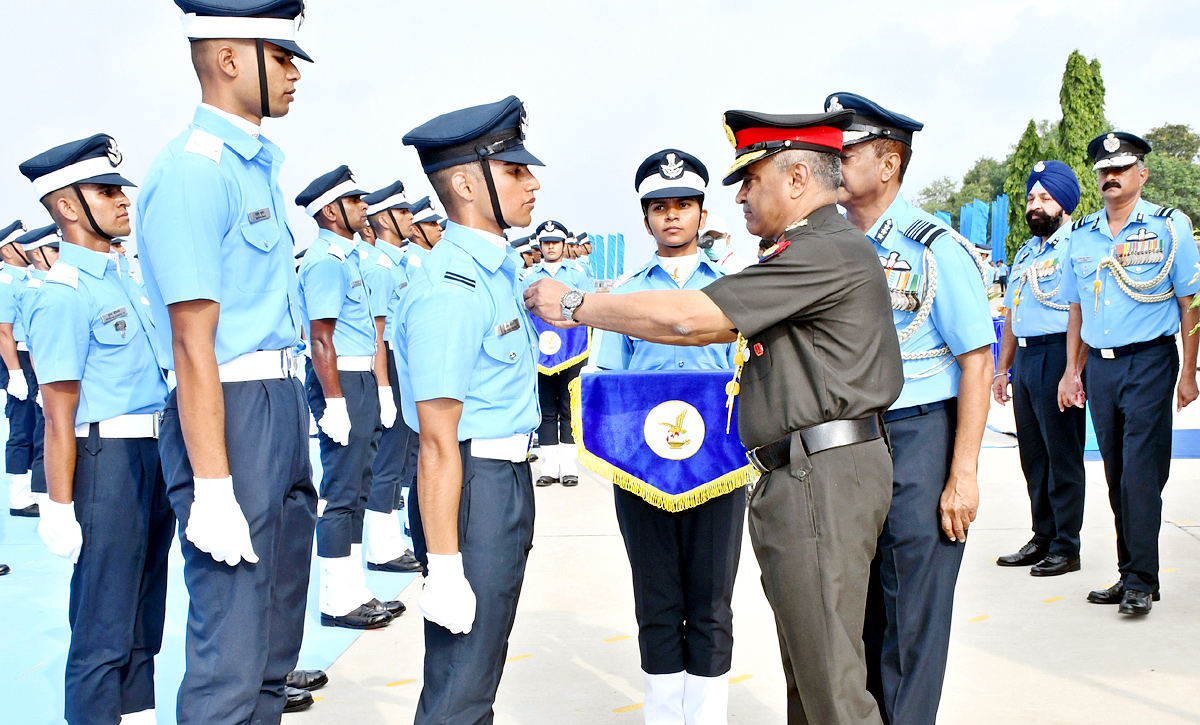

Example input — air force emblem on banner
[644,401,705,461]
[538,330,562,355]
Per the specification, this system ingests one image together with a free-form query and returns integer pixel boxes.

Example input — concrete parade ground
[3,389,1200,723]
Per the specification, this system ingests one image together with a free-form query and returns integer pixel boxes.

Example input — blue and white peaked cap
[19,134,135,200]
[824,92,923,147]
[0,221,26,248]
[16,223,59,252]
[636,149,708,201]
[363,181,409,216]
[295,165,368,216]
[176,0,312,62]
[408,196,442,225]
[403,95,543,173]
[535,220,569,243]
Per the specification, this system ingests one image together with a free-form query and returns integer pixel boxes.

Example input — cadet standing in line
[136,2,321,720]
[19,134,171,725]
[407,195,445,251]
[523,219,591,486]
[595,149,743,724]
[361,181,422,573]
[1,220,40,518]
[831,92,993,725]
[14,224,59,505]
[993,161,1087,576]
[397,95,543,724]
[527,107,903,725]
[295,165,402,628]
[1058,132,1199,616]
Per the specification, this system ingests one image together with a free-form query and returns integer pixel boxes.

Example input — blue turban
[1026,160,1080,215]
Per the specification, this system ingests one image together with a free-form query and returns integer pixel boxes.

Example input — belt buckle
[1101,348,1116,359]
[746,447,769,475]
[1017,338,1027,347]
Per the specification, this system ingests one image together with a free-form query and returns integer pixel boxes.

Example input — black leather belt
[1017,332,1066,347]
[882,399,948,424]
[1088,334,1174,360]
[746,415,883,475]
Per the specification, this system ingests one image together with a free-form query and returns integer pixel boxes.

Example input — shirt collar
[58,242,111,280]
[1097,198,1155,240]
[317,227,356,257]
[866,193,910,244]
[194,104,264,162]
[442,221,506,272]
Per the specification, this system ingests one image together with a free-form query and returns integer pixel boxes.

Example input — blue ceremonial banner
[531,316,589,375]
[570,370,757,512]
[990,194,1010,262]
[935,210,952,227]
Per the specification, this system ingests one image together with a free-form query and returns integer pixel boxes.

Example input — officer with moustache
[1058,132,1199,616]
[994,161,1087,577]
[136,2,321,720]
[398,95,543,723]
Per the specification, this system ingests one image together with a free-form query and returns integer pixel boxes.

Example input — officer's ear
[788,160,812,200]
[880,150,903,184]
[698,207,709,231]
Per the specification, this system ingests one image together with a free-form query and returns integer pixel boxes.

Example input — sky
[2,0,1199,269]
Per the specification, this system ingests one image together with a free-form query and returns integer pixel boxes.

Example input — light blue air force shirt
[1005,226,1073,338]
[868,193,996,410]
[1062,199,1199,349]
[0,265,31,343]
[519,259,593,294]
[298,229,377,358]
[16,269,47,349]
[377,242,409,347]
[596,254,736,371]
[27,243,167,425]
[395,222,539,440]
[137,105,303,368]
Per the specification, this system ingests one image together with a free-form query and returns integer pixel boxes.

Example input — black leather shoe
[1030,554,1081,577]
[0,563,10,576]
[368,597,406,616]
[321,604,393,629]
[9,503,39,518]
[561,475,579,487]
[996,541,1047,567]
[527,453,539,463]
[286,669,328,691]
[1118,589,1153,615]
[283,685,313,713]
[535,476,558,487]
[368,551,422,573]
[1087,583,1161,605]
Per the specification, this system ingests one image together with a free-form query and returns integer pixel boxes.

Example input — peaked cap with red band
[721,109,854,186]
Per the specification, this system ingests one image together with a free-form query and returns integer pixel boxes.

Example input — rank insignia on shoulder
[1071,218,1088,231]
[1152,206,1177,217]
[444,271,476,289]
[874,219,893,243]
[758,240,790,262]
[247,208,271,223]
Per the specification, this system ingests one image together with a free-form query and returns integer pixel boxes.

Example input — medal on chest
[1114,229,1163,267]
[880,252,920,312]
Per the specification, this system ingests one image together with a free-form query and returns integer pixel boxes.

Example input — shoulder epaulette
[0,272,11,285]
[443,271,476,290]
[375,254,393,269]
[1091,216,1100,231]
[325,243,346,262]
[45,263,79,290]
[905,220,950,247]
[1071,217,1088,231]
[182,128,224,164]
[874,219,894,243]
[1153,206,1177,217]
[26,278,43,289]
[407,254,422,269]
[611,269,637,290]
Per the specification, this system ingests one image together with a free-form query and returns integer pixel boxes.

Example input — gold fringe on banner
[537,328,592,376]
[568,377,758,513]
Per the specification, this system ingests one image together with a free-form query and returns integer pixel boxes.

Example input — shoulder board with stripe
[1153,206,1176,217]
[1071,217,1088,231]
[326,244,346,262]
[904,220,949,247]
[443,271,476,290]
[1091,216,1100,231]
[1136,211,1145,224]
[45,263,80,290]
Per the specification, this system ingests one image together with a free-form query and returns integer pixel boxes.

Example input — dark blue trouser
[613,486,745,676]
[410,443,535,725]
[1012,341,1086,557]
[306,367,382,557]
[865,401,964,725]
[160,377,316,725]
[366,349,417,514]
[65,429,173,725]
[536,362,582,445]
[1085,342,1177,593]
[5,350,38,474]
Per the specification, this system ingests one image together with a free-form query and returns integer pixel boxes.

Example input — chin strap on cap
[255,39,270,119]
[71,183,114,241]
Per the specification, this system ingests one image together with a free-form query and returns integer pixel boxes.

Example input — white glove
[420,552,477,634]
[185,477,259,566]
[38,499,83,564]
[378,386,397,428]
[6,370,27,401]
[35,390,43,408]
[318,397,351,446]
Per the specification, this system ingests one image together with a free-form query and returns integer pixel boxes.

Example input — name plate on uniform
[350,279,362,288]
[101,307,128,323]
[569,370,757,512]
[494,318,521,336]
[247,208,271,223]
[530,316,589,375]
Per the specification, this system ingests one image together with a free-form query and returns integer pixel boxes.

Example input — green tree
[1142,152,1200,221]
[915,176,957,216]
[915,158,1010,227]
[1056,51,1107,218]
[1003,120,1045,261]
[1145,123,1200,161]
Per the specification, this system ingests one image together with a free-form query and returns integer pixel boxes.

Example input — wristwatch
[561,289,585,322]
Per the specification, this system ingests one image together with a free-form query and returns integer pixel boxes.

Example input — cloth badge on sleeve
[570,370,757,512]
[758,240,790,262]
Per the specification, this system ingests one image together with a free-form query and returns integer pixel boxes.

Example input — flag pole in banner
[616,233,626,277]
